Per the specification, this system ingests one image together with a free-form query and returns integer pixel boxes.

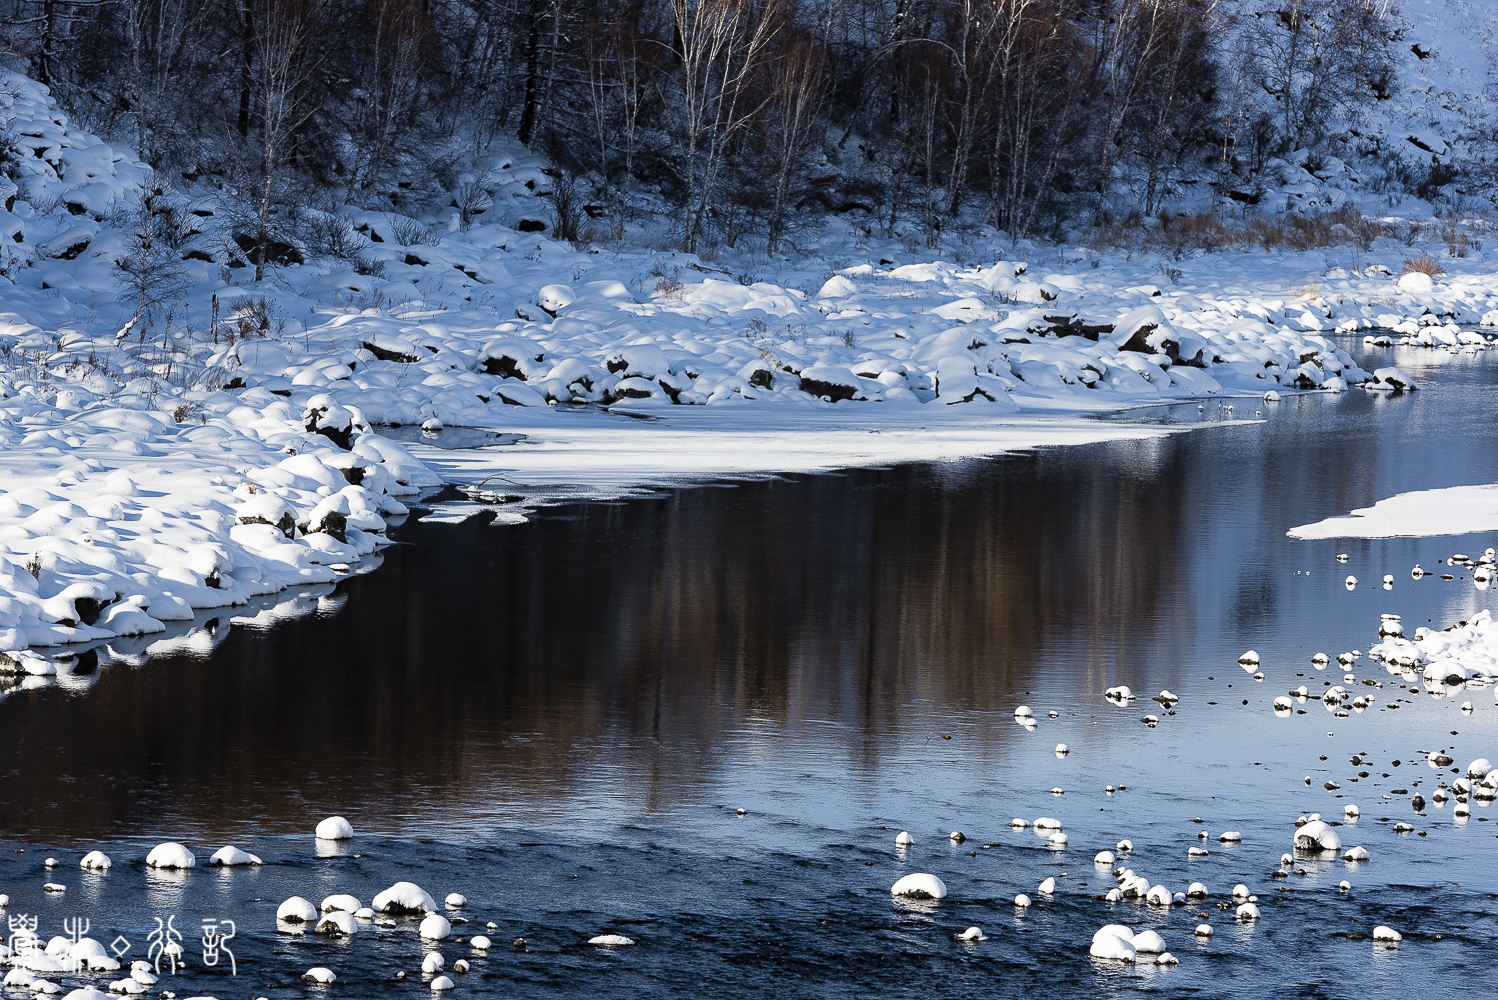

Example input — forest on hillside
[0,1,1435,256]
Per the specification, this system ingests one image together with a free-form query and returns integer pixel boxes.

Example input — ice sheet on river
[1288,484,1498,539]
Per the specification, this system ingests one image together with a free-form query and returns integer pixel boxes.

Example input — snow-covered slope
[3,48,1498,663]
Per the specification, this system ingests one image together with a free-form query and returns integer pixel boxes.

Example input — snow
[207,846,260,866]
[144,843,194,869]
[314,912,356,937]
[320,894,361,912]
[78,851,110,870]
[373,881,436,914]
[587,935,636,947]
[6,31,1498,668]
[314,816,354,840]
[418,914,451,940]
[276,897,318,923]
[1290,484,1498,539]
[1089,927,1136,962]
[890,874,948,899]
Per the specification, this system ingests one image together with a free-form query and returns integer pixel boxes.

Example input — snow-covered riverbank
[3,65,1495,657]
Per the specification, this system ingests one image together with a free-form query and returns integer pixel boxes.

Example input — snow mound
[144,843,195,869]
[314,816,354,840]
[208,846,261,866]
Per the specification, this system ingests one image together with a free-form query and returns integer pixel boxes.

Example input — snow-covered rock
[315,816,354,840]
[890,874,948,899]
[208,846,261,866]
[373,881,436,913]
[144,843,194,869]
[276,897,319,923]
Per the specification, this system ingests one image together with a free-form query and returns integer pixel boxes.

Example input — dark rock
[362,340,419,364]
[798,376,856,402]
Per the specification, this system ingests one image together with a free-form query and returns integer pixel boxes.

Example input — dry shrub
[1400,252,1446,276]
[1088,205,1390,256]
[654,276,685,298]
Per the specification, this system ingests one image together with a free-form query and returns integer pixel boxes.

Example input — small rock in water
[453,959,469,973]
[1055,744,1069,756]
[303,968,336,984]
[895,831,915,846]
[445,893,466,908]
[430,975,455,991]
[79,851,112,870]
[956,926,987,941]
[1015,893,1032,908]
[1346,575,1358,590]
[1372,926,1402,944]
[1038,877,1057,895]
[1194,924,1213,937]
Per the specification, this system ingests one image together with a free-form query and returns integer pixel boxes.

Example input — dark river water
[3,338,1497,997]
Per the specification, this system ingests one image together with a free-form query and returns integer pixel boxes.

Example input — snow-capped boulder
[144,843,195,869]
[208,846,261,866]
[1294,820,1341,852]
[314,815,354,840]
[418,913,452,940]
[374,881,436,913]
[276,897,319,923]
[890,874,948,899]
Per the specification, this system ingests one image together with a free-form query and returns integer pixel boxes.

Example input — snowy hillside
[6,7,1498,665]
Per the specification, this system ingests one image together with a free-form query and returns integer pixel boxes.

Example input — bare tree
[1240,0,1396,153]
[669,0,784,254]
[763,8,832,253]
[235,0,327,281]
